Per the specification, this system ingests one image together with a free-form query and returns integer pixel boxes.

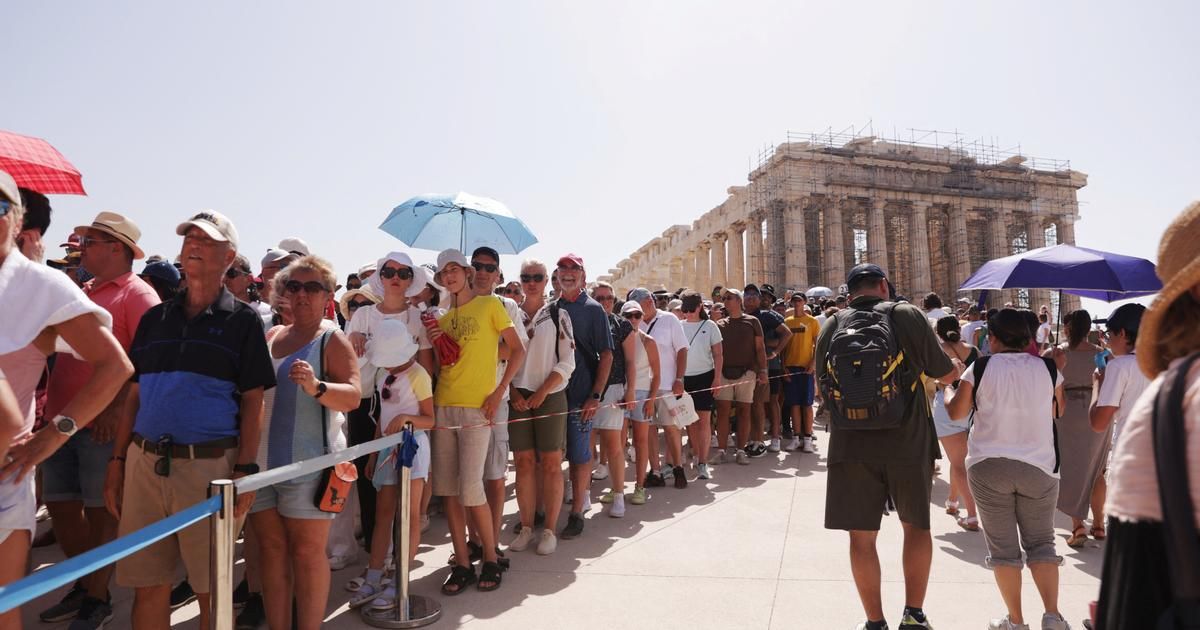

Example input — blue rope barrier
[0,494,222,613]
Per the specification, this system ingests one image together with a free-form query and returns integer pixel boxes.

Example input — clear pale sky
[6,1,1197,317]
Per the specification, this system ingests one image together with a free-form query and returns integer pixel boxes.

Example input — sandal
[1091,524,1107,540]
[441,564,477,596]
[957,515,980,531]
[1066,525,1089,547]
[344,573,367,592]
[945,499,960,515]
[477,561,503,592]
[494,547,510,571]
[446,540,484,566]
[348,582,388,609]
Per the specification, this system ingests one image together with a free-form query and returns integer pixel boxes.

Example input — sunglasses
[520,273,546,283]
[472,261,499,273]
[623,312,642,320]
[347,300,373,311]
[225,267,250,279]
[381,373,398,400]
[79,236,118,248]
[379,266,414,280]
[284,280,329,294]
[595,295,615,302]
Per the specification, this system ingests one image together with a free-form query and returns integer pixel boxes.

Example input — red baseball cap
[556,253,584,268]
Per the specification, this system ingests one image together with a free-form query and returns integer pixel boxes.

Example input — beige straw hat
[1138,200,1200,378]
[74,211,146,260]
[338,288,380,321]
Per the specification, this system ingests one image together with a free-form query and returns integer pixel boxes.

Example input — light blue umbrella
[378,192,538,254]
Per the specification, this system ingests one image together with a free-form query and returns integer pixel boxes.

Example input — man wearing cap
[815,263,960,630]
[1089,304,1150,454]
[105,211,275,630]
[782,292,820,454]
[628,287,690,488]
[714,289,767,465]
[258,249,296,328]
[743,284,792,456]
[554,254,613,539]
[39,212,161,627]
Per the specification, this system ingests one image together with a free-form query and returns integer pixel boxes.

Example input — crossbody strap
[317,329,334,454]
[1153,351,1200,610]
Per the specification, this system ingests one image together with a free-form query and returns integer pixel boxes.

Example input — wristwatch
[313,382,328,399]
[591,392,601,401]
[233,463,260,475]
[53,415,78,438]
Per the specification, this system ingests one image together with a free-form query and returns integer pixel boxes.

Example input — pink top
[0,345,47,438]
[1106,359,1200,525]
[44,272,159,419]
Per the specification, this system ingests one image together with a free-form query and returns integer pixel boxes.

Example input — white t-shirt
[640,310,687,390]
[926,307,951,324]
[513,302,575,393]
[1095,354,1151,449]
[346,305,432,398]
[1036,322,1052,345]
[962,320,986,346]
[961,353,1064,476]
[680,319,722,376]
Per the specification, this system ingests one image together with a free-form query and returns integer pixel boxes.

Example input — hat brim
[1137,258,1200,378]
[176,220,230,244]
[74,224,145,260]
[338,288,380,320]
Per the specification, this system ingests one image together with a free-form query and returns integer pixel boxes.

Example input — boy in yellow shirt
[782,293,820,453]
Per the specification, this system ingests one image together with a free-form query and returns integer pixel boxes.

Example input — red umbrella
[0,130,85,195]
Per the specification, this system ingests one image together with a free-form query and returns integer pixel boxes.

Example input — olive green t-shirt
[815,296,955,464]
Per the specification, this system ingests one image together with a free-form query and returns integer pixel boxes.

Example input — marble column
[1026,215,1048,310]
[947,209,971,290]
[747,214,765,284]
[711,233,728,289]
[727,226,745,289]
[1058,215,1081,312]
[989,208,1012,305]
[669,257,684,290]
[696,241,711,293]
[823,200,846,289]
[681,248,695,291]
[768,207,786,289]
[909,201,932,296]
[784,200,808,289]
[867,198,889,270]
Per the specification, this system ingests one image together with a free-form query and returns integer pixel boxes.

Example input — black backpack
[820,301,912,431]
[969,353,1061,473]
[1152,351,1200,629]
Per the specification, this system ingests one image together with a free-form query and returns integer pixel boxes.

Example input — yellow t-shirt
[782,313,820,368]
[435,296,514,408]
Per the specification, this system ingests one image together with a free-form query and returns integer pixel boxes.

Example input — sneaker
[599,490,616,504]
[1040,612,1070,630]
[235,593,265,630]
[510,526,535,552]
[329,551,358,571]
[644,472,665,487]
[697,463,712,480]
[747,442,767,458]
[609,494,626,518]
[988,616,1030,630]
[735,450,750,465]
[41,583,87,622]
[36,504,49,522]
[726,435,736,448]
[801,436,816,453]
[536,529,558,555]
[898,609,933,629]
[67,596,113,630]
[782,436,801,451]
[592,463,610,481]
[564,478,573,504]
[673,466,687,488]
[768,438,781,452]
[712,449,729,464]
[233,578,250,609]
[580,494,592,513]
[660,464,674,480]
[629,486,647,505]
[169,580,197,610]
[560,513,585,539]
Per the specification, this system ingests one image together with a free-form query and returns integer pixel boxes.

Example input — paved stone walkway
[24,441,1102,629]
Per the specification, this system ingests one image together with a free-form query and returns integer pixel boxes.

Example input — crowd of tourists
[0,168,1196,630]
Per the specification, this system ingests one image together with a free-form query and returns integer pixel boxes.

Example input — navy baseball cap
[846,263,888,286]
[1105,303,1147,334]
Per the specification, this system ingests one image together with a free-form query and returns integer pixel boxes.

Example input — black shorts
[825,459,932,531]
[683,371,715,412]
[768,368,784,395]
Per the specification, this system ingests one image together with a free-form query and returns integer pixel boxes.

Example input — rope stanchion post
[362,424,441,628]
[209,480,236,630]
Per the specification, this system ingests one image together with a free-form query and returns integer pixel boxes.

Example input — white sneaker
[564,478,573,504]
[736,450,750,465]
[660,465,674,480]
[536,529,557,555]
[591,463,609,481]
[726,435,736,448]
[609,494,626,518]
[801,437,816,453]
[782,436,801,451]
[988,615,1030,629]
[712,450,728,464]
[768,438,781,452]
[580,494,592,513]
[328,551,358,571]
[509,527,535,552]
[696,463,712,480]
[1040,612,1070,630]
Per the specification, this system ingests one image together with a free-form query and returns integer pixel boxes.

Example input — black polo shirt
[129,287,275,444]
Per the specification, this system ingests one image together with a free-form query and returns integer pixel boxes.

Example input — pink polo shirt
[44,272,160,420]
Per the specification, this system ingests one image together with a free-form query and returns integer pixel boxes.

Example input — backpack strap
[549,301,561,363]
[1153,351,1200,615]
[1040,355,1062,474]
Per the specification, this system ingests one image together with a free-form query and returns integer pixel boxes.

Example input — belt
[132,434,239,459]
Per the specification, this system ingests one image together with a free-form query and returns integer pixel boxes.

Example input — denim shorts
[372,431,430,490]
[41,428,111,508]
[565,410,592,465]
[251,470,337,520]
[628,389,652,422]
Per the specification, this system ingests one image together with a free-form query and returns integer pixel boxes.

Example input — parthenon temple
[598,128,1087,313]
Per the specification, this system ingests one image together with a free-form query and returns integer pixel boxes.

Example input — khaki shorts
[116,444,239,593]
[431,406,490,506]
[715,370,756,404]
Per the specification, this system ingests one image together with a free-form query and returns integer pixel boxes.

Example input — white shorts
[0,471,36,540]
[593,385,627,431]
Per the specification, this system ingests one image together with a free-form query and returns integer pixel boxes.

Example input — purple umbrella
[958,244,1160,302]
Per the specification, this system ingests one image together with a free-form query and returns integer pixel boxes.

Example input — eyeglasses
[79,236,118,248]
[520,273,546,283]
[225,267,250,279]
[379,266,414,280]
[623,312,642,320]
[348,300,373,311]
[472,261,499,273]
[0,200,11,217]
[284,280,329,294]
[380,373,398,400]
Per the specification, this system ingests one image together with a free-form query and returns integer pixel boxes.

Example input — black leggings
[348,394,380,551]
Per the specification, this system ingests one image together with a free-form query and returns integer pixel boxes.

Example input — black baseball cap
[1106,303,1146,334]
[846,263,888,286]
[471,246,500,262]
[760,283,777,299]
[743,283,760,295]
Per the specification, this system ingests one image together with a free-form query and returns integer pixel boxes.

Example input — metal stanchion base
[359,595,442,628]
